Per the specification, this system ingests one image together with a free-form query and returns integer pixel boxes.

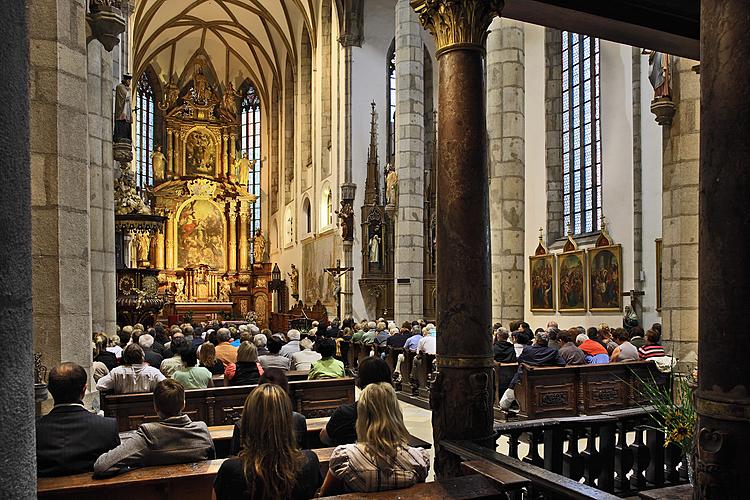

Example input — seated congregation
[37,315,670,498]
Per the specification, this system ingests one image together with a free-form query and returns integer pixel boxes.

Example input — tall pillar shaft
[165,212,175,269]
[411,0,503,479]
[487,18,525,326]
[166,129,174,177]
[697,0,750,497]
[394,0,424,323]
[239,203,249,271]
[0,0,35,493]
[228,201,237,273]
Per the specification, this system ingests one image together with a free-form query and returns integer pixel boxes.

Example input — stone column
[222,131,228,179]
[487,18,525,326]
[411,0,503,478]
[660,57,699,363]
[239,201,249,270]
[0,0,35,494]
[30,0,93,372]
[394,0,424,323]
[165,211,175,269]
[228,200,237,273]
[697,0,750,496]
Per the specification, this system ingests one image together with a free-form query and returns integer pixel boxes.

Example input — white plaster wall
[525,29,657,330]
[640,57,663,329]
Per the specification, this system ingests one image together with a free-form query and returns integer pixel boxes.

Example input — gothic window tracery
[240,83,262,254]
[562,31,602,235]
[135,73,155,191]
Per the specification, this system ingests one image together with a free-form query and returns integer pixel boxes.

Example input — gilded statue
[287,264,299,298]
[221,82,241,117]
[253,229,266,264]
[151,145,166,184]
[193,65,210,103]
[137,232,152,267]
[218,277,232,302]
[385,163,398,206]
[369,233,381,263]
[233,152,253,185]
[113,74,132,142]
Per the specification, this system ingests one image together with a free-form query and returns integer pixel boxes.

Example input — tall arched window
[135,73,155,191]
[240,83,261,258]
[386,40,396,166]
[562,31,601,235]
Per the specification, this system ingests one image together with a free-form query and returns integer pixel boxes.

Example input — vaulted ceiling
[133,0,325,103]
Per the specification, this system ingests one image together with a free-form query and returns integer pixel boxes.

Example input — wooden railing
[481,406,689,497]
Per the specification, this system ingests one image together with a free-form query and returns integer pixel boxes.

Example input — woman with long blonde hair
[319,382,429,495]
[213,384,321,499]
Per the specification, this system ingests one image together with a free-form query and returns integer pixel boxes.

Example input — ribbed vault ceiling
[133,0,320,102]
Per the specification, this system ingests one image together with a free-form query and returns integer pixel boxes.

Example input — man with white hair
[291,338,322,371]
[214,328,237,366]
[410,325,437,390]
[361,321,378,345]
[139,334,163,368]
[253,333,268,355]
[280,329,301,358]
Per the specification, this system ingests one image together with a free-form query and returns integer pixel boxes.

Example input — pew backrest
[101,377,355,431]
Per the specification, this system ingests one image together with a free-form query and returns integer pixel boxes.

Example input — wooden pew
[319,474,515,499]
[37,460,225,500]
[101,377,355,431]
[208,416,331,456]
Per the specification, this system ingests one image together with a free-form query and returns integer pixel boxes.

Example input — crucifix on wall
[324,259,354,319]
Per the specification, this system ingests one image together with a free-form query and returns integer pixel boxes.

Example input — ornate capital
[411,0,503,55]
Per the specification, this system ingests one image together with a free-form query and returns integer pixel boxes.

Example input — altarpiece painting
[177,199,225,270]
[529,229,556,312]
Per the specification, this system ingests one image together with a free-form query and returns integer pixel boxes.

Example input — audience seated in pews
[308,337,345,380]
[173,345,214,389]
[94,333,117,371]
[577,331,610,364]
[224,342,263,386]
[292,337,322,371]
[198,342,225,375]
[215,328,238,366]
[492,328,517,363]
[106,332,123,361]
[93,379,214,474]
[638,328,666,359]
[321,357,391,446]
[629,326,646,349]
[361,321,378,345]
[214,384,322,500]
[511,330,529,358]
[230,369,307,454]
[557,330,587,365]
[410,324,437,386]
[161,336,189,378]
[394,325,423,382]
[280,329,302,358]
[254,330,270,355]
[499,331,566,411]
[387,322,411,348]
[259,336,291,371]
[138,333,164,368]
[326,317,341,338]
[96,344,165,394]
[547,327,561,350]
[610,328,639,362]
[36,363,120,477]
[319,382,429,495]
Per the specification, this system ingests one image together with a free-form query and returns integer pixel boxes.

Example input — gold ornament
[410,0,504,55]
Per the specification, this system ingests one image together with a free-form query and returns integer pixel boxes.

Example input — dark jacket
[386,333,410,349]
[509,345,565,387]
[558,342,588,365]
[36,404,120,477]
[93,414,214,472]
[94,351,118,371]
[492,341,517,363]
[230,362,260,386]
[143,348,163,368]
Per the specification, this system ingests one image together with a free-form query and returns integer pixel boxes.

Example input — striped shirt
[329,443,430,493]
[638,344,666,359]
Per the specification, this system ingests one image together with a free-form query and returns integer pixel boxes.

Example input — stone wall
[487,18,525,326]
[544,28,564,243]
[393,0,424,322]
[661,57,699,363]
[30,0,93,370]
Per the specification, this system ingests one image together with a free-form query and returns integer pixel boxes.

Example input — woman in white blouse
[319,382,430,495]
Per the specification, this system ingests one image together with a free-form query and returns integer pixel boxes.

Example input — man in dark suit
[36,362,120,476]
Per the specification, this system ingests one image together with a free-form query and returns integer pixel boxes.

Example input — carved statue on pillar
[287,264,300,300]
[152,146,166,184]
[233,152,253,185]
[218,276,232,302]
[113,74,132,142]
[385,163,398,206]
[253,229,266,264]
[336,200,354,241]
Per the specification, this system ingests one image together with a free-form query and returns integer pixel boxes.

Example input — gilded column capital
[410,0,503,56]
[228,200,238,219]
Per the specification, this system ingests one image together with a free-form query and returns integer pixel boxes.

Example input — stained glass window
[241,84,261,260]
[562,31,601,235]
[135,74,154,191]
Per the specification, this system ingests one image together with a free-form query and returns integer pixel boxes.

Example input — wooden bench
[101,377,355,431]
[208,416,331,456]
[513,361,664,419]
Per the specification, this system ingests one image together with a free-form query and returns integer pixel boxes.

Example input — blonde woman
[319,382,429,495]
[213,384,321,499]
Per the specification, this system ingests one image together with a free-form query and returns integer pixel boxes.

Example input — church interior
[1,0,747,498]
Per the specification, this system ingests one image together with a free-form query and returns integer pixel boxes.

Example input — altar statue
[151,146,166,184]
[219,277,232,302]
[175,276,187,302]
[113,74,132,142]
[287,264,299,299]
[193,65,210,103]
[137,232,151,268]
[385,163,398,206]
[221,82,240,117]
[233,152,253,185]
[253,229,265,264]
[369,233,381,263]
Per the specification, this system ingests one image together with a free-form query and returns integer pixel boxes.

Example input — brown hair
[239,384,303,499]
[237,341,259,363]
[356,382,410,465]
[199,342,217,367]
[153,379,185,417]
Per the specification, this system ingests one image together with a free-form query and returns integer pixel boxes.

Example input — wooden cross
[324,259,354,319]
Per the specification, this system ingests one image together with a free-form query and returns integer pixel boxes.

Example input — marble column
[659,57,699,364]
[487,18,525,326]
[239,201,249,271]
[394,0,424,323]
[697,0,750,496]
[228,201,237,273]
[0,0,35,494]
[411,0,503,479]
